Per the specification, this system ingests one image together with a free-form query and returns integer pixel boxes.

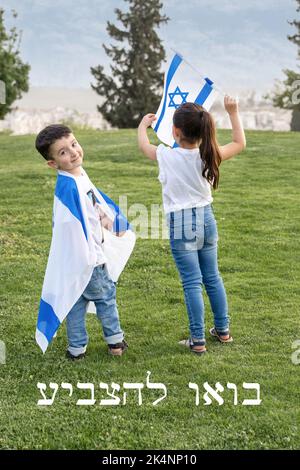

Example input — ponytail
[173,103,222,190]
[199,111,222,190]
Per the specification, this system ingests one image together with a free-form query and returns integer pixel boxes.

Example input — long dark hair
[173,102,222,189]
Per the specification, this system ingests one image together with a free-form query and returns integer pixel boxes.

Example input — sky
[1,0,299,95]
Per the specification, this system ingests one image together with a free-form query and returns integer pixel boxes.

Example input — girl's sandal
[178,339,207,355]
[209,327,233,343]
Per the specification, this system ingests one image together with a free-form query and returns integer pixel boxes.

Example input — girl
[137,96,246,354]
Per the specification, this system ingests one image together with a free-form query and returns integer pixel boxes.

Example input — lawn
[0,128,299,450]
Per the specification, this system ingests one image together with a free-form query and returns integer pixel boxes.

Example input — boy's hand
[224,95,239,116]
[97,205,114,231]
[140,113,157,128]
[100,214,114,231]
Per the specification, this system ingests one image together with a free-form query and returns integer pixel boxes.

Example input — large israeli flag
[152,53,219,147]
[36,170,135,353]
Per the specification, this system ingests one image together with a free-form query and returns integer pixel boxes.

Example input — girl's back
[138,96,246,354]
[156,144,212,213]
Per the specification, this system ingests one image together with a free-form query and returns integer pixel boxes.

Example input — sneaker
[108,339,128,356]
[65,350,86,360]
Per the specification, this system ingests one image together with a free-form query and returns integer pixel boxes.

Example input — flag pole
[170,47,226,98]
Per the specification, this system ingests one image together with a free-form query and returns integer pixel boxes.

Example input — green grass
[0,128,300,450]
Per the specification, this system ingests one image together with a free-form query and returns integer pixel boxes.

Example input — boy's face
[47,133,84,175]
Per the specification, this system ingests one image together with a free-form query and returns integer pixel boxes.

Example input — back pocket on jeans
[204,219,218,245]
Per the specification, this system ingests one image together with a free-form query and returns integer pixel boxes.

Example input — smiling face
[47,133,84,175]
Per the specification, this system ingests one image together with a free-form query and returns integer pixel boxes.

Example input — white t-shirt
[156,144,213,214]
[79,172,106,266]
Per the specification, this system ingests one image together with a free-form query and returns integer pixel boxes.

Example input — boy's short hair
[35,124,72,160]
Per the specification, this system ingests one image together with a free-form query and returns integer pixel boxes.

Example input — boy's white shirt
[78,170,107,267]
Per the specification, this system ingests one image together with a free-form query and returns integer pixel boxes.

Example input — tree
[91,0,169,128]
[270,0,300,131]
[0,8,30,119]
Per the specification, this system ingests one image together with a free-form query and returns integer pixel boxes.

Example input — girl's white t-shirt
[156,144,213,214]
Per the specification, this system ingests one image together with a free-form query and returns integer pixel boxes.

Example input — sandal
[108,339,128,356]
[178,338,207,355]
[209,327,233,343]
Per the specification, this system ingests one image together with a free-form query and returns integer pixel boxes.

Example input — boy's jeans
[66,265,124,356]
[167,204,229,342]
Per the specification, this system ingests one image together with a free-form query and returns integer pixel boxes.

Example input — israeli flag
[152,52,219,147]
[36,170,135,353]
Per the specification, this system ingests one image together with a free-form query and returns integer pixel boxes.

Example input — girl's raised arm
[218,96,246,161]
[138,114,158,160]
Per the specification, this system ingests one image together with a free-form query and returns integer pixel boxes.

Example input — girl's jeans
[167,204,229,342]
[66,265,124,356]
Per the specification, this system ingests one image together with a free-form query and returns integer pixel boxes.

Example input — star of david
[168,86,189,109]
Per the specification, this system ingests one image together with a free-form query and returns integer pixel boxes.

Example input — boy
[35,124,134,359]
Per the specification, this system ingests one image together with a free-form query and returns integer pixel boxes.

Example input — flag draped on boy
[152,52,219,147]
[36,169,135,353]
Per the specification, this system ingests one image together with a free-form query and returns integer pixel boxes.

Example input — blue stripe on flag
[195,82,213,106]
[55,175,88,240]
[205,77,214,86]
[154,54,183,133]
[98,190,131,232]
[37,299,61,344]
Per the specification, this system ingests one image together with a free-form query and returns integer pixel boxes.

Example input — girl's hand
[140,113,157,128]
[138,113,158,160]
[224,95,239,115]
[219,95,246,161]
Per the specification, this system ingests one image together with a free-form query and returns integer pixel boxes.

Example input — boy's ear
[47,159,57,170]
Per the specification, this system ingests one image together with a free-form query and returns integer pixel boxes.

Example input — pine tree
[91,0,168,128]
[270,0,300,131]
[0,8,30,119]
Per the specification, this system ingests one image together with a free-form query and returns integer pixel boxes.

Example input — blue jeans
[167,204,229,342]
[66,265,124,356]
